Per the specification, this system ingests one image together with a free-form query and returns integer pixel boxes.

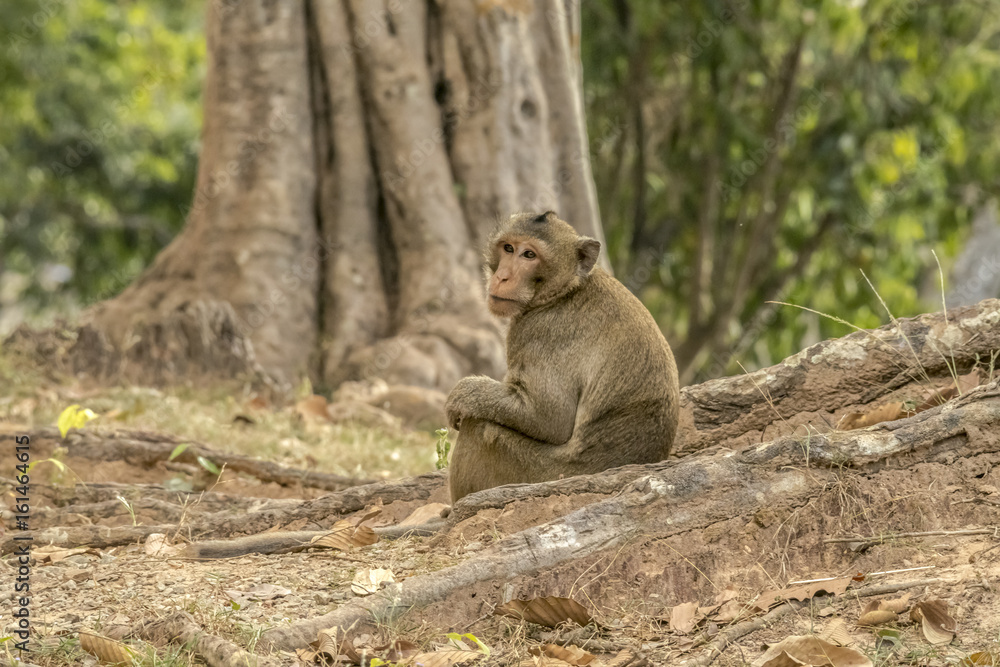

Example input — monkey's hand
[445,376,496,431]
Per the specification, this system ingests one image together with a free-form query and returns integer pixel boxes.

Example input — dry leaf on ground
[910,599,957,645]
[875,593,911,614]
[669,601,700,634]
[311,519,378,551]
[817,619,854,646]
[754,578,852,611]
[295,394,329,421]
[79,632,133,665]
[529,643,596,665]
[495,596,593,628]
[962,651,1000,666]
[842,369,981,430]
[143,533,182,558]
[399,502,450,526]
[857,609,897,627]
[351,567,395,596]
[839,403,906,430]
[404,649,485,666]
[752,635,872,667]
[34,545,89,563]
[519,657,573,667]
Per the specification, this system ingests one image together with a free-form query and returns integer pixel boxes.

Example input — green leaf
[57,404,98,437]
[169,443,190,461]
[197,456,221,476]
[446,632,490,657]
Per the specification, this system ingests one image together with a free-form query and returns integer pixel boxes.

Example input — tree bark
[69,0,605,392]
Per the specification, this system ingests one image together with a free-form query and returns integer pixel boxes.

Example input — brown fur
[446,211,680,502]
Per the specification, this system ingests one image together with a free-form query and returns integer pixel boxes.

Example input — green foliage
[0,0,204,321]
[582,0,1000,378]
[56,403,97,437]
[435,428,451,470]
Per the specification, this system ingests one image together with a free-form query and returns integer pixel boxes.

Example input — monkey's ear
[577,237,601,276]
[534,211,558,224]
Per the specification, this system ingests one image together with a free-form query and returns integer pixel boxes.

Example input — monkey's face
[487,235,544,318]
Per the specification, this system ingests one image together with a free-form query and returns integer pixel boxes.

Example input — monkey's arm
[445,375,576,444]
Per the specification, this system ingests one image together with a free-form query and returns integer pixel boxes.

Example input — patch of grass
[0,347,439,480]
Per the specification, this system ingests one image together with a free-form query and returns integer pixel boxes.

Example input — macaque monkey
[446,211,679,502]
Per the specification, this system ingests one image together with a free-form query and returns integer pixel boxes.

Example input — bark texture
[70,0,605,392]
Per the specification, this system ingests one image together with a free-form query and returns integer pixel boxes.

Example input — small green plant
[435,428,451,470]
[196,455,222,476]
[117,495,139,527]
[169,443,191,460]
[57,404,98,437]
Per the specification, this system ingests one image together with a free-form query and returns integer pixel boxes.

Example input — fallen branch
[0,470,446,554]
[36,427,375,491]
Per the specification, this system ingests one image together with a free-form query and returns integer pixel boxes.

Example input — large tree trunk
[70,0,605,392]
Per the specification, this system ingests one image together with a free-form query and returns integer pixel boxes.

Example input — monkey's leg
[449,419,565,502]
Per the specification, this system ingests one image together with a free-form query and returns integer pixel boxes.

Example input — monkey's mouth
[489,295,517,303]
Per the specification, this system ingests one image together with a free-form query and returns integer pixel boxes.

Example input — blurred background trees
[3,0,999,384]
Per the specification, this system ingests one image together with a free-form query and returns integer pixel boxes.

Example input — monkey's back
[506,268,679,474]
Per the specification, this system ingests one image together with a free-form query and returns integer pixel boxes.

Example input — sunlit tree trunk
[74,0,606,392]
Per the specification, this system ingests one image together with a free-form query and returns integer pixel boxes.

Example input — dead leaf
[312,519,379,551]
[494,596,593,628]
[839,402,907,431]
[877,593,911,614]
[818,619,854,646]
[715,586,739,604]
[670,601,700,634]
[711,598,750,623]
[295,394,330,421]
[351,567,396,596]
[400,503,450,526]
[79,632,133,665]
[144,533,182,558]
[962,651,1000,666]
[519,657,573,667]
[529,643,596,665]
[603,650,639,667]
[383,639,420,662]
[910,599,957,645]
[857,610,897,627]
[404,649,485,666]
[351,502,383,526]
[314,626,359,663]
[754,578,852,611]
[752,635,872,667]
[34,544,89,563]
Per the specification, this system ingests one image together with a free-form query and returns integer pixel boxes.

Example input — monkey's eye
[523,250,536,259]
[503,243,514,253]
